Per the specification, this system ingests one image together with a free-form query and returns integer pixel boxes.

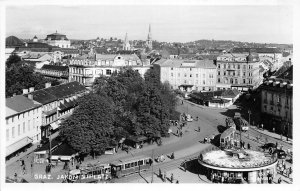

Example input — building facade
[260,66,293,138]
[6,95,42,159]
[44,32,71,48]
[69,54,151,88]
[23,82,88,141]
[216,53,263,91]
[35,65,69,83]
[155,59,217,92]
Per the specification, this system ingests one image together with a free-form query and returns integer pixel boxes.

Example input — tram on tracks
[66,155,152,182]
[110,155,152,178]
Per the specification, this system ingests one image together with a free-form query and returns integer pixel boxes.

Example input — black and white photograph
[0,0,299,190]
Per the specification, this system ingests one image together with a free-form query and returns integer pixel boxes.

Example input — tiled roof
[30,82,87,105]
[6,36,24,47]
[155,59,216,68]
[276,65,293,81]
[6,95,41,117]
[231,48,281,54]
[41,65,69,72]
[26,42,54,48]
[94,47,108,54]
[221,89,240,98]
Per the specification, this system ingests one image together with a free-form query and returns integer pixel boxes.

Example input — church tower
[146,24,152,50]
[123,32,130,50]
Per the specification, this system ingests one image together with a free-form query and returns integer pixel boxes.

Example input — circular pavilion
[198,147,278,183]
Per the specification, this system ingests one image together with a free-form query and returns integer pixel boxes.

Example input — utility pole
[151,149,154,183]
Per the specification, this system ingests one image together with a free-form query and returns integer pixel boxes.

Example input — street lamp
[248,110,251,126]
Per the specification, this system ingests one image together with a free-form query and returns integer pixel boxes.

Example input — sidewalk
[250,126,293,145]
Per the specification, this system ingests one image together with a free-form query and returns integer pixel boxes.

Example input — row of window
[263,92,290,105]
[124,159,150,169]
[217,78,252,84]
[170,73,214,78]
[263,105,289,118]
[71,60,138,66]
[6,109,40,125]
[217,63,253,70]
[6,118,38,141]
[217,71,253,77]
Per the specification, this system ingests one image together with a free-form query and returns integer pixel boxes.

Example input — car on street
[186,114,193,122]
[273,149,287,159]
[261,142,277,150]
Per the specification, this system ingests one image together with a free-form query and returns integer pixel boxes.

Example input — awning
[50,122,59,130]
[6,136,33,156]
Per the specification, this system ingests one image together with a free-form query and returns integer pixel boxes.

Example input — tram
[220,128,239,149]
[67,163,112,183]
[110,155,152,178]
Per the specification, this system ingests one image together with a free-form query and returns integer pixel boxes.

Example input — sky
[6,5,293,44]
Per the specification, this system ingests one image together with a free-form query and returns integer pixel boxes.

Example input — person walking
[277,177,282,184]
[176,180,179,184]
[22,165,26,175]
[198,126,201,132]
[158,168,162,178]
[170,173,174,183]
[163,172,167,183]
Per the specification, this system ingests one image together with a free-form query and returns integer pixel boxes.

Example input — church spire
[123,32,130,50]
[147,24,152,40]
[146,24,152,51]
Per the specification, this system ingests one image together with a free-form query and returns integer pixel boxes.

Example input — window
[190,74,192,77]
[171,73,173,77]
[134,162,138,166]
[145,159,150,164]
[218,71,220,75]
[238,65,240,69]
[12,127,15,138]
[171,67,173,70]
[235,79,238,84]
[243,79,246,84]
[106,69,112,75]
[233,72,235,76]
[6,129,9,141]
[243,72,246,76]
[243,65,246,69]
[184,73,187,77]
[125,163,130,169]
[218,78,221,83]
[178,73,180,77]
[203,80,205,85]
[224,72,226,76]
[190,68,192,71]
[131,162,135,167]
[18,124,20,136]
[218,64,220,68]
[138,160,143,165]
[230,78,233,84]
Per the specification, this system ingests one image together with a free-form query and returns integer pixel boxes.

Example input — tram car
[110,155,152,178]
[220,128,239,149]
[67,163,112,183]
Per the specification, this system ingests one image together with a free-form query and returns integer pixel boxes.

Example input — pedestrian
[14,173,18,182]
[22,165,26,174]
[278,177,282,184]
[163,172,167,182]
[198,126,201,132]
[158,168,162,178]
[171,173,174,183]
[276,142,278,149]
[196,116,199,121]
[247,143,250,149]
[176,180,179,184]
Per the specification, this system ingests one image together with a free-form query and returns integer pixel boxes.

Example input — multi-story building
[216,53,263,91]
[35,65,69,83]
[69,54,151,88]
[23,82,88,141]
[6,95,42,159]
[260,66,293,138]
[44,32,71,48]
[154,59,217,92]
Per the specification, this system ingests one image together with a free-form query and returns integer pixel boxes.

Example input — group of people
[257,169,274,184]
[158,169,179,183]
[277,160,292,178]
[19,159,26,175]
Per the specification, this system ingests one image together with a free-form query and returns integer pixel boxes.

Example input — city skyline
[6,5,293,44]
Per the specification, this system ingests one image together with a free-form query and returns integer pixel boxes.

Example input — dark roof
[46,32,68,40]
[6,95,41,114]
[232,47,281,54]
[94,47,109,54]
[209,98,231,104]
[30,81,87,105]
[6,36,24,47]
[41,65,69,72]
[277,65,293,81]
[221,89,240,98]
[26,42,55,48]
[51,143,77,156]
[17,47,61,52]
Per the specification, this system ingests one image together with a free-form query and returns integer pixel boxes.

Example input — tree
[6,54,21,68]
[59,93,117,156]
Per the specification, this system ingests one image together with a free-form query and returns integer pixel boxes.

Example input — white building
[154,59,217,92]
[44,32,71,48]
[69,54,151,87]
[6,95,42,159]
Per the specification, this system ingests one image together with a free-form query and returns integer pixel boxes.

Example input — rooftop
[40,65,69,72]
[200,149,277,170]
[6,95,42,117]
[155,59,216,68]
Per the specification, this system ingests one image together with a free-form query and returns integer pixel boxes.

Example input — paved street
[6,97,293,183]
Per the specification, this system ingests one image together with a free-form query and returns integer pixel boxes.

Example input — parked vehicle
[273,149,287,159]
[110,155,152,178]
[186,114,193,122]
[261,143,277,150]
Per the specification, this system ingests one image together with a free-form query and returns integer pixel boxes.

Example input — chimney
[45,82,51,88]
[28,94,33,100]
[29,87,35,92]
[23,89,29,94]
